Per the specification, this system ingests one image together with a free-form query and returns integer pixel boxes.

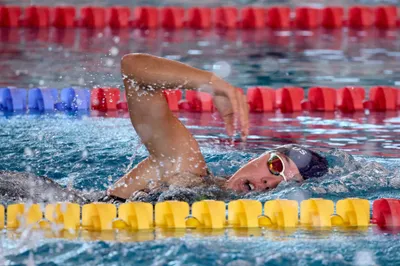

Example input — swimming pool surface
[1,112,400,265]
[1,25,400,266]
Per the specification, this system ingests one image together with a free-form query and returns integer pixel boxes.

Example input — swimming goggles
[266,152,288,182]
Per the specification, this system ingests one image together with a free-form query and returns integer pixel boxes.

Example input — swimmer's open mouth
[243,180,255,192]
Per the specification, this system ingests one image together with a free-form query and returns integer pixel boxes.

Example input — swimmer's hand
[210,74,249,140]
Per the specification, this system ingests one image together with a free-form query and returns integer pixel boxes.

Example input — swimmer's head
[226,144,328,193]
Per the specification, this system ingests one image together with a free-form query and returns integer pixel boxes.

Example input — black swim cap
[275,144,328,180]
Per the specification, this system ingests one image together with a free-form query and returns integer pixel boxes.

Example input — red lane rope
[0,5,398,30]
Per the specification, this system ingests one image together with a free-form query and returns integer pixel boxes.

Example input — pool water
[1,25,400,265]
[1,112,400,265]
[1,28,399,89]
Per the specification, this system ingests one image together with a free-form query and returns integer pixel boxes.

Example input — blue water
[2,228,400,266]
[0,112,400,265]
[1,24,400,265]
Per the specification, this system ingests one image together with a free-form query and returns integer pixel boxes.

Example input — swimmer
[0,54,330,204]
[105,53,329,202]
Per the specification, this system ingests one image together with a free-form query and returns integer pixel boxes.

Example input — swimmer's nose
[253,177,282,191]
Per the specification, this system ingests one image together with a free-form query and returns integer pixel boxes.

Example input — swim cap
[275,144,328,180]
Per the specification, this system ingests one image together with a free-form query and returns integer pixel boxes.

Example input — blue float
[59,88,90,111]
[0,88,27,111]
[28,88,58,111]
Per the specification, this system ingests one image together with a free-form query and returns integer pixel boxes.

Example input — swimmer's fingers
[218,87,247,139]
[235,89,248,140]
[212,80,246,138]
[227,86,239,117]
[222,112,234,137]
[237,90,249,140]
[224,87,240,137]
[213,95,234,136]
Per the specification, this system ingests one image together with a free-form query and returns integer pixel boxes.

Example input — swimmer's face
[226,152,302,193]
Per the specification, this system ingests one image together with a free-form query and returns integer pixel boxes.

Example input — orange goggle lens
[267,155,284,176]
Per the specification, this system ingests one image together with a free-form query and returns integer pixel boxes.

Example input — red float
[53,6,76,28]
[366,86,397,111]
[116,102,128,111]
[0,6,21,27]
[161,7,185,29]
[133,6,159,29]
[215,6,238,29]
[24,6,51,28]
[266,6,291,29]
[241,7,266,29]
[91,88,120,112]
[109,6,131,28]
[375,6,398,29]
[181,91,214,112]
[336,87,365,113]
[276,87,304,113]
[303,87,336,112]
[348,6,374,28]
[247,87,275,112]
[187,7,212,29]
[295,7,321,29]
[116,92,128,111]
[372,198,400,229]
[81,6,107,28]
[163,90,182,111]
[322,6,344,28]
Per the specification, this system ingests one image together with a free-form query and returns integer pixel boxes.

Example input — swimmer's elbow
[121,53,150,69]
[121,53,153,80]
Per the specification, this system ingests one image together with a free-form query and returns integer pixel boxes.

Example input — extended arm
[107,54,248,199]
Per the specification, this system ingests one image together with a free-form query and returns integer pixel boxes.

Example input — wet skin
[108,54,301,199]
[226,152,302,193]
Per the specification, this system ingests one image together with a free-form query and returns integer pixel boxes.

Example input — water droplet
[113,36,120,44]
[24,147,34,157]
[212,61,231,78]
[82,150,89,160]
[105,58,114,67]
[109,47,119,56]
[78,77,85,85]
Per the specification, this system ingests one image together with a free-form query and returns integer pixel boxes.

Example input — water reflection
[0,27,399,89]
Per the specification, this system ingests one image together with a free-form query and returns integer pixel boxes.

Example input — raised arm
[107,53,248,199]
